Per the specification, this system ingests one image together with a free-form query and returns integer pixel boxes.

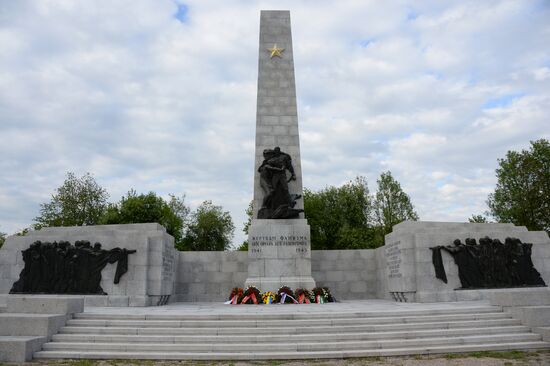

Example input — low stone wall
[174,251,248,302]
[311,250,379,300]
[374,246,390,300]
[0,224,177,306]
[173,249,382,302]
[385,221,550,302]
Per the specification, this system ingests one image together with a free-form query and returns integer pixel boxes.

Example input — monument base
[245,219,316,292]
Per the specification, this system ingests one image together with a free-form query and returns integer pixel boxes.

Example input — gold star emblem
[267,43,285,58]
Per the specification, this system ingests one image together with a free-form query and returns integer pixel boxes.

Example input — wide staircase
[34,303,550,360]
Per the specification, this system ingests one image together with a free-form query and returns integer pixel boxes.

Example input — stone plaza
[0,9,550,362]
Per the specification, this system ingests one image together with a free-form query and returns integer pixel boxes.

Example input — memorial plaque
[385,240,403,278]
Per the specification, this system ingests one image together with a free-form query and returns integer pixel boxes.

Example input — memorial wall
[385,221,550,302]
[0,224,177,306]
[1,221,549,306]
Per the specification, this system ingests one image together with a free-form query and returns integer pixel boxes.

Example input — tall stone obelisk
[245,10,316,292]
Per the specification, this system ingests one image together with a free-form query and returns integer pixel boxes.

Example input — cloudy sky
[1,0,549,246]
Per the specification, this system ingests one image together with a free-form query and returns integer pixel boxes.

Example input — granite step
[41,333,543,352]
[34,303,550,360]
[65,312,509,328]
[0,336,46,362]
[33,341,550,360]
[72,305,500,321]
[534,327,550,342]
[57,318,523,335]
[51,325,532,343]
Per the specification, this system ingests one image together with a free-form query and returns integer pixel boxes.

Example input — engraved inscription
[385,240,402,278]
[162,239,175,282]
[250,235,309,254]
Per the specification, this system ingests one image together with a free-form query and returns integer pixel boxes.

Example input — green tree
[373,171,419,244]
[243,200,253,236]
[35,172,109,228]
[15,227,31,236]
[237,201,253,251]
[487,139,550,233]
[304,176,374,250]
[101,190,188,245]
[0,231,6,249]
[468,214,488,223]
[182,200,235,251]
[237,241,248,251]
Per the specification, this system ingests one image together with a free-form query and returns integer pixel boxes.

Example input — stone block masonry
[1,221,548,305]
[6,295,83,314]
[246,219,315,292]
[174,251,248,302]
[312,250,378,300]
[0,224,177,307]
[1,224,315,305]
[385,221,550,302]
[0,295,84,362]
[174,248,378,302]
[253,10,304,218]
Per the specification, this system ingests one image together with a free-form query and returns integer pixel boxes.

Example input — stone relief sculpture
[10,240,136,295]
[430,237,546,289]
[257,146,304,219]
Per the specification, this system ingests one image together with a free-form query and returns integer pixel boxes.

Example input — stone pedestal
[246,219,315,292]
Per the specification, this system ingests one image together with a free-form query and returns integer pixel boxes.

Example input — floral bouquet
[262,291,276,304]
[294,288,311,304]
[241,286,261,304]
[311,287,334,303]
[323,287,335,302]
[225,287,243,305]
[276,286,298,304]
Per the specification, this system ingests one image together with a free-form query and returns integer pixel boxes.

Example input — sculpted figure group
[10,240,136,294]
[430,237,546,289]
[258,146,303,219]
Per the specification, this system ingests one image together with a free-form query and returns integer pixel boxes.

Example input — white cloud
[533,67,550,81]
[0,0,549,246]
